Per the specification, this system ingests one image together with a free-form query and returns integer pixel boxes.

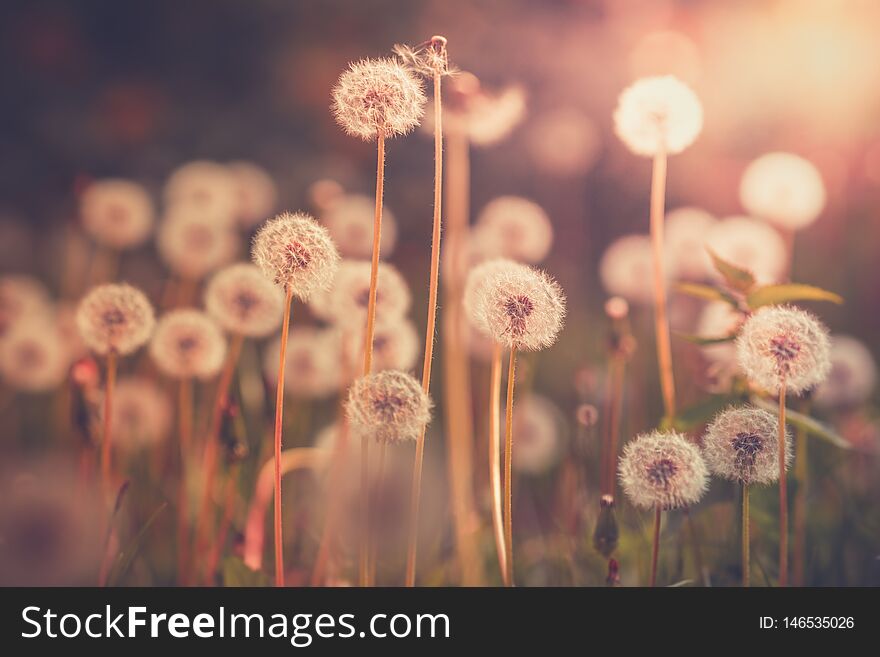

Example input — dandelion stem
[489,342,507,580]
[503,345,518,587]
[273,287,294,587]
[793,415,808,587]
[100,350,117,497]
[406,64,444,589]
[649,150,676,420]
[742,484,750,588]
[176,377,193,585]
[778,378,788,587]
[603,356,625,496]
[194,332,244,575]
[650,505,661,587]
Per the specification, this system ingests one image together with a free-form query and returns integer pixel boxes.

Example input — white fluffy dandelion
[157,210,239,281]
[80,179,154,250]
[346,369,432,443]
[665,207,716,280]
[739,152,826,231]
[228,161,278,231]
[703,406,791,485]
[164,160,238,224]
[321,194,398,259]
[0,320,68,392]
[204,263,284,338]
[618,430,708,510]
[613,75,703,157]
[0,275,52,336]
[474,196,553,264]
[705,216,788,286]
[149,309,227,380]
[438,75,525,146]
[512,394,563,475]
[318,260,410,329]
[813,335,877,410]
[76,283,155,356]
[736,305,831,395]
[263,328,340,399]
[599,234,655,305]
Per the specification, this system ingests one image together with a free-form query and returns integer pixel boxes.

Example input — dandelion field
[0,0,878,589]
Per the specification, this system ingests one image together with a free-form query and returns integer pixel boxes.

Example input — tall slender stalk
[649,150,675,420]
[177,377,193,585]
[742,484,750,587]
[502,346,518,587]
[793,420,808,586]
[602,357,625,495]
[406,56,444,589]
[650,505,661,587]
[194,332,244,572]
[100,350,118,496]
[488,343,507,580]
[359,130,386,587]
[778,378,788,587]
[273,288,294,587]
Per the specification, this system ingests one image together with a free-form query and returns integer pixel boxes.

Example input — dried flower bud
[618,430,708,510]
[0,320,68,392]
[739,152,826,230]
[332,58,426,141]
[149,309,227,380]
[814,336,877,410]
[736,305,831,395]
[204,263,284,338]
[593,494,619,557]
[321,194,398,259]
[705,216,787,286]
[599,235,654,305]
[157,210,239,281]
[80,179,154,250]
[464,259,565,351]
[227,161,278,230]
[614,75,703,156]
[346,370,432,444]
[251,211,340,300]
[76,283,155,356]
[702,405,791,485]
[474,196,553,264]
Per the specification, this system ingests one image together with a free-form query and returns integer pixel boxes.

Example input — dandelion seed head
[317,260,410,328]
[599,234,655,305]
[80,179,154,250]
[813,336,877,410]
[705,216,788,285]
[740,152,826,230]
[76,283,155,356]
[264,328,340,398]
[393,37,452,78]
[702,405,791,485]
[157,210,239,281]
[346,370,432,444]
[149,309,226,380]
[204,263,284,338]
[464,259,565,351]
[613,75,703,156]
[0,275,52,337]
[665,207,716,280]
[736,305,831,395]
[228,161,278,230]
[164,160,238,224]
[308,179,346,213]
[0,320,68,392]
[618,430,708,510]
[251,211,340,300]
[321,194,397,259]
[526,108,601,177]
[109,377,172,451]
[439,78,526,146]
[512,394,563,475]
[474,196,553,264]
[348,318,420,373]
[332,58,426,141]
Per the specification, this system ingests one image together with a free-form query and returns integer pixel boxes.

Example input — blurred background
[0,0,878,586]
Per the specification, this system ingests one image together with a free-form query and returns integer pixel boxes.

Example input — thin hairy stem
[650,505,662,587]
[603,357,625,495]
[176,377,193,585]
[649,150,675,420]
[488,343,507,580]
[742,483,750,587]
[273,288,293,587]
[101,350,118,497]
[778,378,788,587]
[503,346,518,587]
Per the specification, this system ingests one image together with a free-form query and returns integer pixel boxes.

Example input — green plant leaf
[674,282,739,307]
[675,332,737,346]
[750,396,851,450]
[746,283,844,310]
[106,502,168,587]
[707,249,756,293]
[222,556,270,587]
[671,394,744,431]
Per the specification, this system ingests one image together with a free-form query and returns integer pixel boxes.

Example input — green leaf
[674,282,739,307]
[746,283,844,310]
[707,249,756,293]
[671,394,744,431]
[675,332,737,346]
[750,396,851,450]
[106,502,168,587]
[222,556,270,587]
